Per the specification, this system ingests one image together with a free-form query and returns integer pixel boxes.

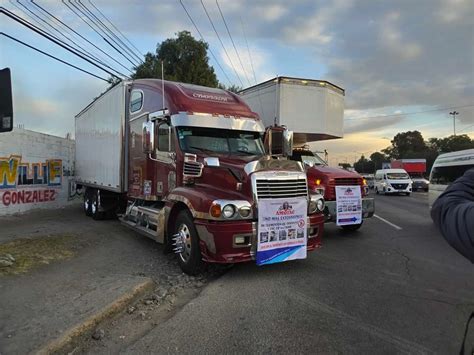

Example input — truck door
[153,121,176,198]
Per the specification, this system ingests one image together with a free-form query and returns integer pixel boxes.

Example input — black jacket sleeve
[431,168,474,263]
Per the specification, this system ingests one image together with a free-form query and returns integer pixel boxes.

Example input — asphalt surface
[125,192,474,354]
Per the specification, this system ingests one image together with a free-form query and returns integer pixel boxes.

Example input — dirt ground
[0,203,226,353]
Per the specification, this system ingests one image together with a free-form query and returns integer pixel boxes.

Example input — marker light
[315,179,321,186]
[210,203,221,218]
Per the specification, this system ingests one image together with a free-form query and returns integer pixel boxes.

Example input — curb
[36,278,155,355]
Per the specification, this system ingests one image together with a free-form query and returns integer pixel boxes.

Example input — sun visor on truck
[239,77,344,144]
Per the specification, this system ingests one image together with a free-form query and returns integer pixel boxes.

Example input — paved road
[126,192,474,354]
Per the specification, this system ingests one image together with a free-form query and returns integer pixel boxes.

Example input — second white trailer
[239,76,345,145]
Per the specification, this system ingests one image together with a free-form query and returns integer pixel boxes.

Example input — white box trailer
[239,76,344,146]
[75,82,128,193]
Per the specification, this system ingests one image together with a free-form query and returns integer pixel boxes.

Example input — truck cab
[290,148,374,231]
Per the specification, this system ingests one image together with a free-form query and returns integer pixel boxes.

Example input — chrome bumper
[323,198,375,223]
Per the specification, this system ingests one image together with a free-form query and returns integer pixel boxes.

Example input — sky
[1,0,473,166]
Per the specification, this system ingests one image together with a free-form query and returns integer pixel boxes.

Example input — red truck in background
[240,77,375,231]
[391,159,429,191]
[75,79,325,275]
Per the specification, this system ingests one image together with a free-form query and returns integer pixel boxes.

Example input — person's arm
[431,168,474,263]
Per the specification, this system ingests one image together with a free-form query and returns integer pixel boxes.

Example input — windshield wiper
[188,146,214,154]
[236,149,258,155]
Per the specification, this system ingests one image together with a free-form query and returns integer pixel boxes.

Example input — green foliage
[132,31,218,88]
[382,130,427,159]
[369,152,387,171]
[354,155,375,173]
[428,134,474,154]
[218,83,242,93]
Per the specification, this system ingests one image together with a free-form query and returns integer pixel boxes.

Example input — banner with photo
[257,197,307,266]
[335,185,362,226]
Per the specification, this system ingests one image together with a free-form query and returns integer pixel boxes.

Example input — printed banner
[335,185,362,226]
[257,197,307,266]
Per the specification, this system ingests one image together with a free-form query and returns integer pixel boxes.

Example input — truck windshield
[177,127,265,156]
[300,155,326,167]
[387,173,410,179]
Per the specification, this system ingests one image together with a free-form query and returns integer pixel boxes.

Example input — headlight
[316,198,325,212]
[222,204,236,218]
[309,194,325,214]
[239,206,251,218]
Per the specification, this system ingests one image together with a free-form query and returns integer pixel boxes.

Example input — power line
[1,32,109,82]
[200,0,244,87]
[215,0,251,87]
[1,6,121,79]
[76,0,143,65]
[63,0,138,68]
[345,104,474,121]
[240,16,265,117]
[11,0,127,79]
[458,123,474,133]
[68,0,140,67]
[31,0,133,75]
[88,0,144,58]
[178,0,232,86]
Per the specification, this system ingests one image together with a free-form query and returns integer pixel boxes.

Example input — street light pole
[449,111,459,136]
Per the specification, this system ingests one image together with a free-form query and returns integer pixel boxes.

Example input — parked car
[374,169,412,195]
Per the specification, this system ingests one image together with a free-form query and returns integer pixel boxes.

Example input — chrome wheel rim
[177,223,192,262]
[84,196,90,212]
[91,197,97,215]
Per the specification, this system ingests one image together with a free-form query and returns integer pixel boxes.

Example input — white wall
[0,128,75,215]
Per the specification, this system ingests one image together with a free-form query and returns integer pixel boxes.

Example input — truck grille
[183,161,203,177]
[391,183,408,190]
[255,178,308,199]
[326,177,363,199]
[332,178,361,186]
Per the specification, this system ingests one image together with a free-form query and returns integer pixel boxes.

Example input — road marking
[374,214,403,230]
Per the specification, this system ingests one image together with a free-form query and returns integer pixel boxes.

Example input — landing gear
[173,210,203,275]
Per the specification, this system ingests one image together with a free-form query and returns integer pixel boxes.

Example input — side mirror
[283,130,293,157]
[142,120,154,154]
[264,126,293,157]
[0,68,13,133]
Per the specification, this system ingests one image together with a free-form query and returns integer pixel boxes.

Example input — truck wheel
[173,210,203,275]
[375,187,379,195]
[91,190,104,220]
[341,222,363,232]
[83,190,92,217]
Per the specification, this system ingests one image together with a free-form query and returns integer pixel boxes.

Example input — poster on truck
[335,186,362,226]
[257,197,307,265]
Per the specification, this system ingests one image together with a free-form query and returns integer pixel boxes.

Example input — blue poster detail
[256,245,305,265]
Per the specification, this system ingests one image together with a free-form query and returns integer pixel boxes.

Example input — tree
[132,31,218,88]
[369,152,387,171]
[354,155,375,173]
[382,130,428,159]
[429,134,474,153]
[218,83,242,93]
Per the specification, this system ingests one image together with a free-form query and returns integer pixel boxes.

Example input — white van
[428,148,474,207]
[375,168,412,195]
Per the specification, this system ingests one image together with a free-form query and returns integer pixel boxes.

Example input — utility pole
[449,111,459,136]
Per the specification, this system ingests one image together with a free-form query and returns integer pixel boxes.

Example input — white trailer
[239,77,345,145]
[75,82,128,193]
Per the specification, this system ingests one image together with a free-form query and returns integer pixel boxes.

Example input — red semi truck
[240,77,374,231]
[75,79,325,274]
